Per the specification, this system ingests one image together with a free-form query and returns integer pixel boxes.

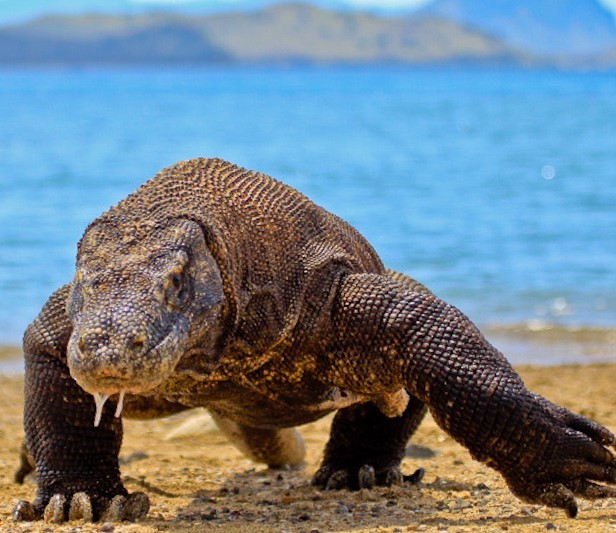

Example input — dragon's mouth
[68,322,189,426]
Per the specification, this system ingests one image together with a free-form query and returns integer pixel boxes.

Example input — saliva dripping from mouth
[93,391,126,427]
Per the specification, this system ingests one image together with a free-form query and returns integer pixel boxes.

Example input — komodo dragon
[13,158,616,523]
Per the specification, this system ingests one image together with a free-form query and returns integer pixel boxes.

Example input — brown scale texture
[15,158,616,523]
[82,159,383,357]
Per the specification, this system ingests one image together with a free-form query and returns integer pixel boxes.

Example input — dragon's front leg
[13,344,149,522]
[322,273,616,517]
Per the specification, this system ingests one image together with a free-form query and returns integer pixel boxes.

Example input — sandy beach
[0,351,615,532]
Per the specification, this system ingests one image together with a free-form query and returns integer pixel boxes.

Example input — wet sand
[0,359,615,532]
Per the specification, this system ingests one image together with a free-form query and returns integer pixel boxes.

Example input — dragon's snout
[67,318,169,396]
[76,328,150,360]
[68,336,138,392]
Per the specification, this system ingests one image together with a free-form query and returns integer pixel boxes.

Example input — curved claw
[312,464,333,488]
[500,396,616,518]
[101,492,150,521]
[536,478,616,518]
[534,484,578,518]
[380,465,405,486]
[358,465,376,489]
[568,415,616,448]
[125,492,150,521]
[572,479,616,500]
[12,500,38,522]
[325,470,351,491]
[44,494,67,523]
[313,463,411,491]
[12,491,150,523]
[536,396,616,449]
[403,467,425,485]
[69,492,93,522]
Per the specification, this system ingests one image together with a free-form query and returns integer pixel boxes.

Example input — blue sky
[0,0,615,24]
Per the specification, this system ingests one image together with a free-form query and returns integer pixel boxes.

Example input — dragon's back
[84,158,385,352]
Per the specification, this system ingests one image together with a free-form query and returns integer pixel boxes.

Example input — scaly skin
[14,158,616,523]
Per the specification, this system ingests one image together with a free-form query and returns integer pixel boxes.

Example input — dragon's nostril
[129,335,146,353]
[78,335,86,352]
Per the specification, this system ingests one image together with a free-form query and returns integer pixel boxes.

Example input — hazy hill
[0,3,524,66]
[199,3,520,64]
[422,0,616,55]
[0,14,229,64]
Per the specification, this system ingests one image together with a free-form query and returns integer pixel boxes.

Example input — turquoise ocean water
[0,67,614,363]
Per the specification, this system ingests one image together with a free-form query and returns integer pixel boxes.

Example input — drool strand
[115,391,126,418]
[93,393,109,427]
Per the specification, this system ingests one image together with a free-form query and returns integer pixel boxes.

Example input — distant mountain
[0,3,525,66]
[0,14,230,64]
[198,3,521,64]
[422,0,616,55]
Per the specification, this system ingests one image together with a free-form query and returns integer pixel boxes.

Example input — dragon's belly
[139,372,365,428]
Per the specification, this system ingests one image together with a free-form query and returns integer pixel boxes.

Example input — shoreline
[2,323,615,373]
[0,346,23,374]
[484,323,616,365]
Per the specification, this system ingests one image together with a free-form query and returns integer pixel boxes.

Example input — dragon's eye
[166,267,189,308]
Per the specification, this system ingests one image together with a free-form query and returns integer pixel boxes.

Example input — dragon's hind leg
[210,411,306,468]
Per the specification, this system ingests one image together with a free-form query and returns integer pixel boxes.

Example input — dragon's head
[66,218,224,420]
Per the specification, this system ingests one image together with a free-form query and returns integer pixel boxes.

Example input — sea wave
[484,321,616,344]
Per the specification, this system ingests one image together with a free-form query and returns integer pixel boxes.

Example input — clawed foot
[12,491,150,523]
[313,463,424,490]
[499,396,616,518]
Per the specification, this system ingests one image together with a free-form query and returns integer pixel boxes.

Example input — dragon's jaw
[66,321,190,426]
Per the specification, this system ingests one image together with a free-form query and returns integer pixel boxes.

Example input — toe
[568,416,616,447]
[100,495,127,521]
[68,492,93,522]
[312,465,333,488]
[44,494,67,524]
[403,468,425,485]
[121,492,150,520]
[562,462,616,483]
[569,479,616,500]
[378,467,404,487]
[325,470,351,490]
[358,465,376,489]
[12,500,39,522]
[534,483,578,518]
